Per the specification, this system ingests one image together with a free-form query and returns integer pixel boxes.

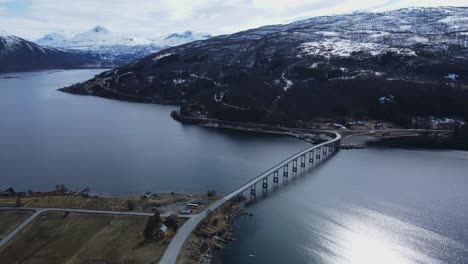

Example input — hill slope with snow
[1,30,109,72]
[62,7,468,125]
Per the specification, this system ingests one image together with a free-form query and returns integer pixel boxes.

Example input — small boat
[249,254,256,258]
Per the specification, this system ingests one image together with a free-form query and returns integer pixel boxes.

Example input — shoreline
[171,110,336,144]
[58,85,463,152]
[171,110,464,151]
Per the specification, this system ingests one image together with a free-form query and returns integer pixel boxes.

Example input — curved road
[159,132,341,264]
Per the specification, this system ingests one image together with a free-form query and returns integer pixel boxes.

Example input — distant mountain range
[36,26,212,64]
[0,30,106,72]
[62,7,468,126]
[0,26,212,73]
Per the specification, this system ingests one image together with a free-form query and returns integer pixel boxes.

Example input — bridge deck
[160,132,341,264]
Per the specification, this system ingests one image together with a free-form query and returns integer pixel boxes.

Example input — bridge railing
[159,132,341,264]
[224,132,341,200]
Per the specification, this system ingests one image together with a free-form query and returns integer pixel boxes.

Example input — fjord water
[1,70,467,264]
[218,149,468,264]
[0,70,310,196]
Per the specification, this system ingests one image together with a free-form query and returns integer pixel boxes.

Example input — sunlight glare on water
[313,204,462,264]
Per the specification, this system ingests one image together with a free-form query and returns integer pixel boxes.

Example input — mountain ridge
[0,31,111,73]
[36,27,213,64]
[60,7,468,126]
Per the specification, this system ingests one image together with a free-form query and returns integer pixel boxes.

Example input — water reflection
[307,204,464,264]
[219,149,468,264]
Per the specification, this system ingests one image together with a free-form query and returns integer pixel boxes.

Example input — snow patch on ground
[214,90,225,102]
[173,78,186,85]
[300,38,416,58]
[438,16,468,28]
[282,72,293,91]
[315,31,340,37]
[152,52,174,61]
[408,36,429,43]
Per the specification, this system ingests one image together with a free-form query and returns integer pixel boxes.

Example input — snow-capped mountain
[156,31,212,46]
[0,30,109,72]
[62,7,468,125]
[36,26,212,64]
[36,31,71,47]
[58,26,152,48]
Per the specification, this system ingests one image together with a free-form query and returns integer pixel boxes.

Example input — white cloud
[0,0,466,40]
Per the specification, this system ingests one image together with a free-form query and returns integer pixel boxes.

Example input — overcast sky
[0,0,466,40]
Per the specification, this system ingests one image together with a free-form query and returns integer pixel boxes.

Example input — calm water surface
[217,148,468,264]
[1,70,467,264]
[0,70,309,196]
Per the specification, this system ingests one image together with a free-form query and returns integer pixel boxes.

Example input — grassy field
[0,210,32,240]
[0,193,195,211]
[0,192,220,215]
[0,211,175,264]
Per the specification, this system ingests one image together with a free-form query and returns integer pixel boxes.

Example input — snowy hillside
[62,7,468,125]
[0,29,45,56]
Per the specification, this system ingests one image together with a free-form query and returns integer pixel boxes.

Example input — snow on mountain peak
[161,30,212,46]
[61,25,152,48]
[36,31,69,46]
[0,29,11,37]
[90,25,109,33]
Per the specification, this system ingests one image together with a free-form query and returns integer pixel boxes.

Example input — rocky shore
[178,199,247,264]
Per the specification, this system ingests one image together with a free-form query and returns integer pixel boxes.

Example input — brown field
[0,210,33,240]
[0,192,218,214]
[0,211,177,264]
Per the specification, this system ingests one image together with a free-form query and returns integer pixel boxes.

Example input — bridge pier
[300,154,306,167]
[316,147,321,160]
[283,164,289,177]
[273,171,279,183]
[309,150,314,163]
[262,177,268,190]
[292,159,298,172]
[250,185,256,197]
[323,148,327,157]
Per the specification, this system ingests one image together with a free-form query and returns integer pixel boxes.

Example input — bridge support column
[300,154,306,167]
[309,150,314,163]
[323,148,327,157]
[273,171,279,183]
[283,164,289,177]
[262,177,268,190]
[316,147,321,160]
[292,159,298,172]
[250,185,256,197]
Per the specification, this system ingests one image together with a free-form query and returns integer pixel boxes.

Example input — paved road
[0,207,192,249]
[159,132,342,264]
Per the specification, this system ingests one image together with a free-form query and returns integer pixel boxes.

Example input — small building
[159,224,168,238]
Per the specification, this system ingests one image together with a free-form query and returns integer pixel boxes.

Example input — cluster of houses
[412,117,465,129]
